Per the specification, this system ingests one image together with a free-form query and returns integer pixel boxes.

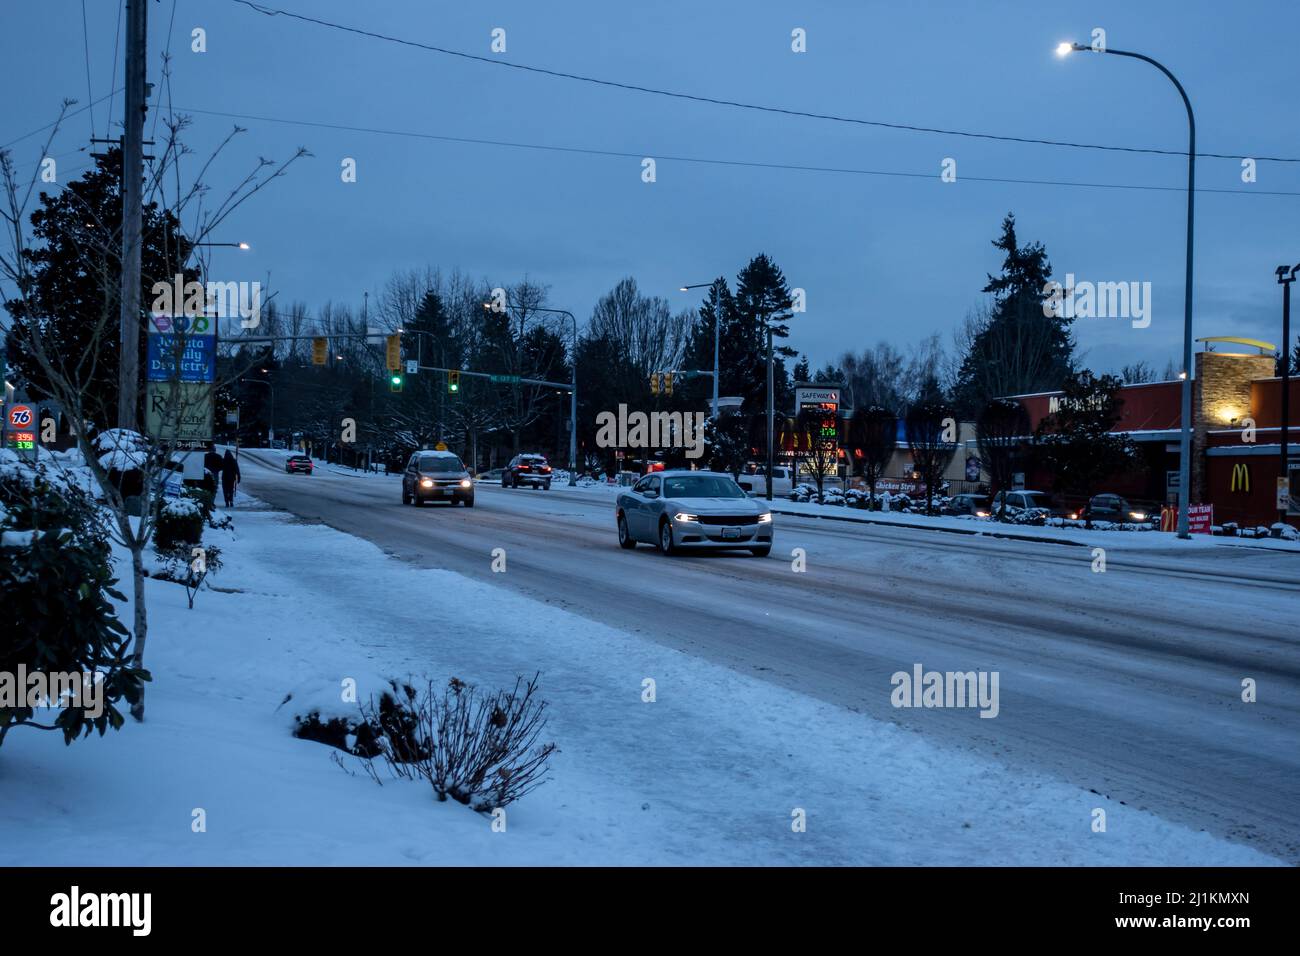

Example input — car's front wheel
[463,496,474,508]
[750,545,772,557]
[658,519,676,556]
[402,487,411,505]
[617,513,637,549]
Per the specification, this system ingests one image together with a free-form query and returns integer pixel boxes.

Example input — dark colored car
[402,451,474,507]
[941,493,991,517]
[1087,494,1160,525]
[285,454,314,474]
[503,454,552,490]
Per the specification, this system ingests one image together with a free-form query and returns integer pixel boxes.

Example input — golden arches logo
[1230,463,1250,493]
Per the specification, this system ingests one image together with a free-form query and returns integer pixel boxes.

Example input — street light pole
[679,281,721,418]
[766,316,774,502]
[1058,40,1197,538]
[1278,264,1298,521]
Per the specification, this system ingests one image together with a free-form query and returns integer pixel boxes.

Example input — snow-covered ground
[0,491,1282,865]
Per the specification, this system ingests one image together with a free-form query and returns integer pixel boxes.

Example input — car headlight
[460,479,472,488]
[673,512,698,522]
[1129,511,1146,521]
[757,512,773,523]
[420,478,433,487]
[975,510,990,518]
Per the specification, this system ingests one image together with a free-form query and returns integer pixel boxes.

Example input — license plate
[721,526,742,539]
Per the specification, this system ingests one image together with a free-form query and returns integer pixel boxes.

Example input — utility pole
[116,0,148,431]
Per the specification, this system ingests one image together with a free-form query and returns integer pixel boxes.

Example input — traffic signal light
[448,370,460,393]
[385,334,401,372]
[650,372,660,395]
[389,373,403,393]
[664,371,674,396]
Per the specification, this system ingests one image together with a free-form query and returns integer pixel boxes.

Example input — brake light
[519,464,530,471]
[541,466,551,472]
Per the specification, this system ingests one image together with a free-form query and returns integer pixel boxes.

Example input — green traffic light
[391,375,402,385]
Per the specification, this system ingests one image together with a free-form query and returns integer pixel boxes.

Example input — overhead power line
[0,90,122,151]
[176,105,1300,198]
[228,0,1300,164]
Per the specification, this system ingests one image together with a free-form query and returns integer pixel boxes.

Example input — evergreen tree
[4,148,195,425]
[733,254,796,414]
[952,214,1074,415]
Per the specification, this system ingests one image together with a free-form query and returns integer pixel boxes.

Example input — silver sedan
[616,470,774,557]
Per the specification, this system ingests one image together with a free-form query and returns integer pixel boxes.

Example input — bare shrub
[360,674,557,811]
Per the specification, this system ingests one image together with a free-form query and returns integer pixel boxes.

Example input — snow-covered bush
[287,676,418,759]
[153,490,207,554]
[0,464,147,745]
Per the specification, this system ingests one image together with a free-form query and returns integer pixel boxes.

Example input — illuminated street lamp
[1058,39,1197,539]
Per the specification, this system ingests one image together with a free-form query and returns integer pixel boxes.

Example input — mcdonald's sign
[1230,462,1250,493]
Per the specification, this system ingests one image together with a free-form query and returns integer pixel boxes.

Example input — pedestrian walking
[221,449,241,508]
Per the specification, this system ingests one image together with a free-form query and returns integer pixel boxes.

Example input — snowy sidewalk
[767,498,1300,553]
[0,501,1281,865]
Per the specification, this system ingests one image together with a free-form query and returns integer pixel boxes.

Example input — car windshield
[661,475,744,499]
[420,456,463,473]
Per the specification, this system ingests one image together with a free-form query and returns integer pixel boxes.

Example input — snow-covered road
[240,452,1300,862]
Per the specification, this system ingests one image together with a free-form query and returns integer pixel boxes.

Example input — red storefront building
[1009,337,1299,529]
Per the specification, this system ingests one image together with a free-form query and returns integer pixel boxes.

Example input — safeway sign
[795,387,839,406]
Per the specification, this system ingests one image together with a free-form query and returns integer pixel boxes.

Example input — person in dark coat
[202,446,223,497]
[221,450,241,507]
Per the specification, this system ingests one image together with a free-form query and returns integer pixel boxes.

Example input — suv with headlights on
[402,450,474,507]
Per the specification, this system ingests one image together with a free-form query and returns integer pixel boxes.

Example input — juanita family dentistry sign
[145,312,215,444]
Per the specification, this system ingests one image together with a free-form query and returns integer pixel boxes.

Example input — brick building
[1007,337,1299,529]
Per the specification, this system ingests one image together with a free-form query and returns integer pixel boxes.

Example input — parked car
[989,489,1081,522]
[736,464,794,498]
[401,450,474,507]
[1086,493,1160,525]
[615,470,773,556]
[503,453,552,489]
[941,493,992,517]
[285,454,314,475]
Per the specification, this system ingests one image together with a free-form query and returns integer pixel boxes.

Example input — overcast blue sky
[4,0,1297,375]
